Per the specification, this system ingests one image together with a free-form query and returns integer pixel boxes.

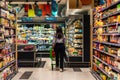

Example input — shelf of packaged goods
[91,71,103,80]
[94,1,120,15]
[68,32,74,34]
[102,33,120,36]
[4,35,11,38]
[0,6,13,13]
[75,27,82,29]
[18,50,36,53]
[18,44,37,46]
[102,11,120,20]
[75,37,83,39]
[75,32,83,34]
[0,6,9,12]
[74,42,82,44]
[93,48,118,58]
[65,51,82,57]
[74,47,82,49]
[0,51,15,59]
[93,23,119,29]
[0,60,16,72]
[4,35,16,38]
[93,55,120,73]
[68,38,73,42]
[4,26,16,29]
[41,32,51,34]
[37,49,50,52]
[93,33,120,36]
[6,71,17,80]
[0,31,4,34]
[0,46,4,49]
[93,62,112,78]
[0,6,16,15]
[68,54,82,57]
[0,16,10,21]
[93,41,120,47]
[37,44,52,45]
[18,60,38,63]
[0,39,5,42]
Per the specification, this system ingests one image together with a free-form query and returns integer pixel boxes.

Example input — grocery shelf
[94,1,120,15]
[18,60,38,63]
[0,39,5,42]
[91,71,103,80]
[0,31,4,33]
[93,23,119,29]
[18,50,36,52]
[101,33,120,35]
[93,55,120,73]
[92,33,120,36]
[93,41,120,47]
[37,50,50,52]
[93,62,112,78]
[74,47,82,49]
[5,35,15,37]
[93,48,117,58]
[0,60,16,72]
[74,42,82,44]
[0,51,15,59]
[102,11,120,20]
[37,44,52,45]
[0,46,4,49]
[4,26,16,29]
[0,6,9,12]
[6,71,17,80]
[18,44,37,46]
[0,6,15,14]
[0,16,10,21]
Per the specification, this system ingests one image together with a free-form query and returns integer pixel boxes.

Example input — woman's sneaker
[60,69,63,72]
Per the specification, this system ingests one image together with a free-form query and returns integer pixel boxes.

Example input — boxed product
[0,1,6,8]
[117,4,120,11]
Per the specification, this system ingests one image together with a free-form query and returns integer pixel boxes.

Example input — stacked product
[93,0,120,80]
[66,19,83,56]
[0,1,17,80]
[17,24,55,51]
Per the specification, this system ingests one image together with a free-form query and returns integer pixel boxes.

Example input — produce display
[0,1,17,80]
[93,0,120,80]
[66,19,83,56]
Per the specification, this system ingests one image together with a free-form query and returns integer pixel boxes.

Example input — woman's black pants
[54,43,65,69]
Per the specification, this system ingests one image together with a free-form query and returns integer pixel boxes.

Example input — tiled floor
[12,58,96,80]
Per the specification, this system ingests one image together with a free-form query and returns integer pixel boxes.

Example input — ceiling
[6,0,66,4]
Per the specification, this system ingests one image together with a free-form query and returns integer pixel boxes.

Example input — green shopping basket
[50,47,56,70]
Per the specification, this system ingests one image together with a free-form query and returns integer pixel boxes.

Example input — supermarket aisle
[12,58,96,80]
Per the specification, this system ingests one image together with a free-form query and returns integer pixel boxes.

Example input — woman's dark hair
[56,27,63,39]
[56,27,63,33]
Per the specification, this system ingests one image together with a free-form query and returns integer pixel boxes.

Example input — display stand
[65,15,90,67]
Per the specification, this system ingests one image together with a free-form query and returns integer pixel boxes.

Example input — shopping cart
[50,47,56,70]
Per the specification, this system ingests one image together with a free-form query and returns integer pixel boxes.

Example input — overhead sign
[45,17,57,21]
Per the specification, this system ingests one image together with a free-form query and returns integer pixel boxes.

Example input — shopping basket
[50,47,56,70]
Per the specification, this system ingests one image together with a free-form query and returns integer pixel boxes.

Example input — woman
[53,27,65,72]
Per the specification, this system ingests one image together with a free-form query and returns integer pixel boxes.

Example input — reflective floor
[12,58,96,80]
